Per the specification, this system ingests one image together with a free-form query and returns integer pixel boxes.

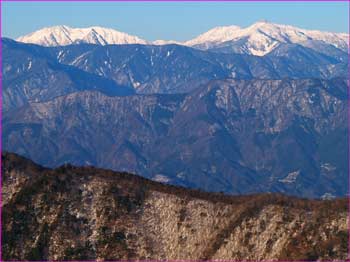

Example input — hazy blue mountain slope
[2,38,134,112]
[3,79,348,198]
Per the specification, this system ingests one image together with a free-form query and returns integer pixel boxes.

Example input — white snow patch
[153,174,171,183]
[321,163,336,172]
[321,193,336,200]
[176,172,185,179]
[153,39,182,45]
[279,170,300,184]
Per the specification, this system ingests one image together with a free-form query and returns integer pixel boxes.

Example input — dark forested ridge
[2,152,348,261]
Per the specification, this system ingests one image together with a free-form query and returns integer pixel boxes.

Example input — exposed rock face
[3,79,348,198]
[2,152,348,261]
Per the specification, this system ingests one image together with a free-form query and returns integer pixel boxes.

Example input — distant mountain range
[16,21,348,56]
[17,25,148,46]
[184,21,348,56]
[2,21,349,198]
[3,62,348,197]
[2,37,347,112]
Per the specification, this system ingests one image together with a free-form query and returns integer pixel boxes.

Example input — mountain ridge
[2,152,348,260]
[16,25,149,46]
[3,78,348,198]
[16,21,349,56]
[3,29,349,199]
[4,38,346,110]
[186,21,348,55]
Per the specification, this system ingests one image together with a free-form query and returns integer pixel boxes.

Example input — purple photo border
[1,1,3,262]
[0,1,349,262]
[347,0,350,260]
[0,0,349,2]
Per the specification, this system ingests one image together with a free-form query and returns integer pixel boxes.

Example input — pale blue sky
[2,2,349,41]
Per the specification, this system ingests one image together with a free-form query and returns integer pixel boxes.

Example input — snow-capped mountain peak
[15,22,349,56]
[184,25,241,48]
[185,21,348,56]
[16,25,149,46]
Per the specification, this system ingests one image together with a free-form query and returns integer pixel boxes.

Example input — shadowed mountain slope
[3,79,348,198]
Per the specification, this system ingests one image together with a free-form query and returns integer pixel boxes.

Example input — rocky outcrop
[2,152,348,261]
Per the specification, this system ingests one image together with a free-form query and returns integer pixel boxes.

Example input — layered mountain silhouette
[3,37,347,110]
[3,20,349,262]
[2,22,349,198]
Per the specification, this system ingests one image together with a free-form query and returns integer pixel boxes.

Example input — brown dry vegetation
[2,152,349,261]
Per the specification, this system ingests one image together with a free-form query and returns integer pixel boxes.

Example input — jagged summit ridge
[186,21,349,55]
[184,25,242,48]
[16,25,149,46]
[16,22,348,56]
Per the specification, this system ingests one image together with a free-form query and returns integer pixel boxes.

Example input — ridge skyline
[15,20,349,57]
[16,20,349,44]
[4,1,348,40]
